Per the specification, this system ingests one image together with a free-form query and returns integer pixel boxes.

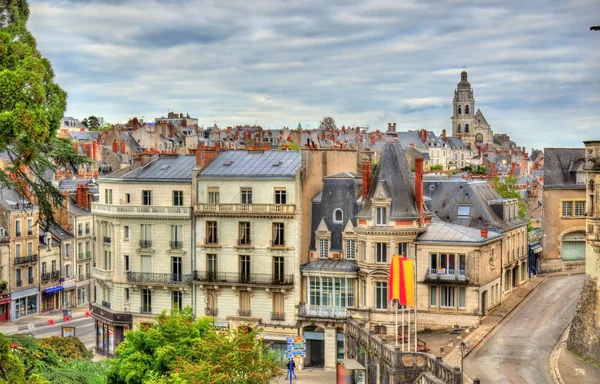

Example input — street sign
[291,351,306,357]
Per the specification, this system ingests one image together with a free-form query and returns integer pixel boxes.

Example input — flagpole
[408,307,411,352]
[401,305,405,352]
[395,300,398,347]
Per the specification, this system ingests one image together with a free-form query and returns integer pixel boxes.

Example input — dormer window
[46,234,52,249]
[319,239,329,258]
[376,207,386,226]
[457,205,470,217]
[333,209,343,223]
[576,171,587,185]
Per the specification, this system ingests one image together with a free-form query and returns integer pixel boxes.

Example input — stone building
[567,140,600,364]
[193,149,301,364]
[38,229,62,312]
[451,71,494,147]
[541,148,587,272]
[91,154,196,357]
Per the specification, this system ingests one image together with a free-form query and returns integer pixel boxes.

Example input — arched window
[457,105,462,114]
[457,124,462,133]
[465,124,470,133]
[333,209,343,223]
[465,105,470,114]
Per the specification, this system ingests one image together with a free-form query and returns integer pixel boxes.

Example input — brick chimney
[112,140,118,153]
[481,228,488,238]
[92,140,98,161]
[76,184,89,210]
[520,156,526,176]
[120,140,126,154]
[415,158,424,224]
[421,129,428,143]
[442,129,447,141]
[491,163,497,175]
[84,143,92,158]
[361,153,372,200]
[169,126,174,138]
[195,145,221,168]
[511,162,517,176]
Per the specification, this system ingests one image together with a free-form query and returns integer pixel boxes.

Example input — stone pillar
[324,326,337,371]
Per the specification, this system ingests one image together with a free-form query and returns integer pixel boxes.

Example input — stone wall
[567,276,600,364]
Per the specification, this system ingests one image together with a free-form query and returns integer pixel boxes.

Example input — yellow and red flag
[388,255,415,307]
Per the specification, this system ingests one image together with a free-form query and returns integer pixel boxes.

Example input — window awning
[43,285,64,294]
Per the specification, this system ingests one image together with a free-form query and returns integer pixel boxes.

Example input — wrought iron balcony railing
[205,308,218,316]
[51,270,60,279]
[78,251,92,260]
[127,272,192,285]
[139,240,152,249]
[271,312,286,321]
[15,255,38,265]
[298,304,347,319]
[194,271,293,286]
[170,241,183,249]
[238,309,252,317]
[425,268,467,282]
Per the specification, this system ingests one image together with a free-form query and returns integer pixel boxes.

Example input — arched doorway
[561,232,586,261]
[303,325,325,368]
[481,290,488,316]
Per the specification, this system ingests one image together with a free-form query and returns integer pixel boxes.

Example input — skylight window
[223,160,233,166]
[457,205,470,217]
[272,161,282,167]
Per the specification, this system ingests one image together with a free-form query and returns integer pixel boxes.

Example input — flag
[388,255,415,307]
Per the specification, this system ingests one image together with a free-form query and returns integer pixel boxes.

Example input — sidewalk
[0,305,90,335]
[270,368,336,384]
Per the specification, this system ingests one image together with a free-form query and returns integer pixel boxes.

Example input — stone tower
[451,71,493,147]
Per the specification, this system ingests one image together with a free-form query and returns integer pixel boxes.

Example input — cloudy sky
[29,0,599,149]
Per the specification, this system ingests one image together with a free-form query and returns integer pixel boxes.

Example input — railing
[203,237,219,246]
[15,255,38,265]
[78,274,90,281]
[238,309,252,317]
[103,236,111,244]
[41,272,59,282]
[426,268,467,282]
[93,267,114,280]
[127,272,192,285]
[298,304,347,319]
[195,203,296,216]
[92,203,191,218]
[271,240,286,247]
[170,241,183,249]
[139,240,152,249]
[51,270,60,280]
[271,312,286,321]
[101,300,111,309]
[140,306,152,314]
[79,251,92,260]
[0,236,9,244]
[237,239,252,246]
[205,308,218,316]
[194,271,293,286]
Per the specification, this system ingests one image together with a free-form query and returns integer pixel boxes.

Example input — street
[28,317,96,351]
[465,274,584,384]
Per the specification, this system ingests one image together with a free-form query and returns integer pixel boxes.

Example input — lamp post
[459,341,467,384]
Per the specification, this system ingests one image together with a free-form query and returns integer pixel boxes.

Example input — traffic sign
[287,336,305,344]
[291,351,306,357]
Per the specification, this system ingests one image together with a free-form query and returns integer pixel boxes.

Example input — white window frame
[376,242,387,264]
[376,207,386,226]
[346,239,356,260]
[319,239,329,258]
[333,209,343,223]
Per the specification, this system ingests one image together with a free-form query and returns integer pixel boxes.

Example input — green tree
[84,115,104,131]
[494,176,528,218]
[107,307,280,384]
[0,0,88,220]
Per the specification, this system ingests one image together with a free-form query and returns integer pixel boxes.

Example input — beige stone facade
[451,71,494,147]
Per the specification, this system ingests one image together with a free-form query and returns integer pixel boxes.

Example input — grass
[568,349,600,370]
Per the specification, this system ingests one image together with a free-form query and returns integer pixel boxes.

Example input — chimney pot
[481,228,488,238]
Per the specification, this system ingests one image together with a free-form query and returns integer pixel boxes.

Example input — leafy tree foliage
[494,176,527,218]
[0,0,88,220]
[319,116,336,130]
[107,307,281,384]
[81,115,105,131]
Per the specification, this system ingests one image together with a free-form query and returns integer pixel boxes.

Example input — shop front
[11,287,39,320]
[0,294,10,322]
[62,279,77,308]
[91,303,132,357]
[42,285,63,312]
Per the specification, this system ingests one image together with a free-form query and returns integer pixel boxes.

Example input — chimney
[112,140,118,153]
[480,228,488,238]
[415,158,424,224]
[361,153,372,200]
[97,133,102,146]
[120,140,126,154]
[195,145,220,168]
[485,143,489,151]
[511,162,517,176]
[92,140,98,161]
[520,157,526,176]
[421,129,428,143]
[442,129,447,141]
[491,163,497,175]
[169,126,174,138]
[76,184,89,210]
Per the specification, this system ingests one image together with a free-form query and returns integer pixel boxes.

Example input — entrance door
[481,291,487,316]
[512,268,518,288]
[309,340,324,367]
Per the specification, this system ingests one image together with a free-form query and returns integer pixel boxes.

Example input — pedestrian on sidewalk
[285,358,297,380]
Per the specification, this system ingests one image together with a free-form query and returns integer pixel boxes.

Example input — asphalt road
[465,274,584,384]
[29,317,96,350]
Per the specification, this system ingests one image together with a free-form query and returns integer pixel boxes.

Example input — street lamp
[459,341,467,384]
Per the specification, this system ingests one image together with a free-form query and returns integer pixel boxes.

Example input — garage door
[561,232,586,261]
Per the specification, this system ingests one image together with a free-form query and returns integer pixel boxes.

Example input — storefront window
[266,342,287,365]
[108,330,115,356]
[26,294,37,316]
[97,324,104,349]
[337,338,344,359]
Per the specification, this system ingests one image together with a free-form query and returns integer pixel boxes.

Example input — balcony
[41,271,60,283]
[15,255,38,265]
[238,309,252,317]
[51,270,60,280]
[271,312,286,321]
[425,268,468,283]
[92,203,191,219]
[126,272,192,285]
[139,240,153,249]
[93,267,114,280]
[194,271,293,287]
[298,304,347,319]
[101,300,111,309]
[103,237,111,244]
[78,251,92,261]
[195,203,296,218]
[205,308,218,316]
[170,241,183,249]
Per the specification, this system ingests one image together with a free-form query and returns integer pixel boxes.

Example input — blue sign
[286,351,294,358]
[286,337,293,343]
[291,351,306,357]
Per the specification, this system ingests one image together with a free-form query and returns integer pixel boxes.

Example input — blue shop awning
[43,285,64,294]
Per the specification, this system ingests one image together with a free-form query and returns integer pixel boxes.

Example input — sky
[29,0,600,150]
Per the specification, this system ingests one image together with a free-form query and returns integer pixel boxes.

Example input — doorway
[308,340,324,367]
[481,291,488,316]
[512,267,518,288]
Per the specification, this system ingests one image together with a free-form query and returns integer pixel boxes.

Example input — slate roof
[357,142,421,219]
[300,259,359,272]
[59,179,99,195]
[424,180,526,230]
[417,218,502,243]
[68,196,91,216]
[104,155,196,182]
[69,131,101,141]
[0,188,37,212]
[398,131,428,151]
[447,136,466,149]
[45,221,73,241]
[543,148,585,189]
[199,150,301,178]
